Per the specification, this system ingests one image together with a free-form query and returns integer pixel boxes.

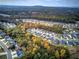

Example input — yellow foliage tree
[55,50,60,59]
[60,49,66,57]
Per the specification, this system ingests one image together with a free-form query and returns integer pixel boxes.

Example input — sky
[0,0,79,7]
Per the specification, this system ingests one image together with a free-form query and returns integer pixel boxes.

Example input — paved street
[0,40,12,59]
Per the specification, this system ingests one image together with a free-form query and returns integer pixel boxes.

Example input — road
[0,40,12,59]
[0,30,22,59]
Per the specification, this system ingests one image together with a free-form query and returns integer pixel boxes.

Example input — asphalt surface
[0,41,12,59]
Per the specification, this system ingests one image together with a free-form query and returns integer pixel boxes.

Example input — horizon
[0,0,79,8]
[0,5,79,8]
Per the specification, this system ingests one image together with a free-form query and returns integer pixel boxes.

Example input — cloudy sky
[0,0,79,7]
